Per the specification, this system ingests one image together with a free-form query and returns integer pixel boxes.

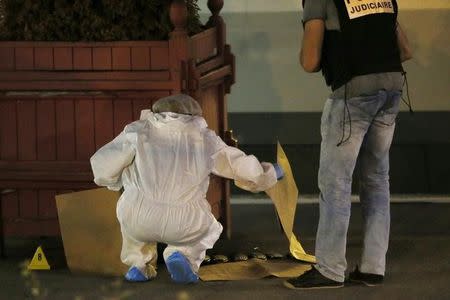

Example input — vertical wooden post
[169,0,190,94]
[208,0,232,239]
[207,0,225,55]
[224,44,236,94]
[220,83,232,239]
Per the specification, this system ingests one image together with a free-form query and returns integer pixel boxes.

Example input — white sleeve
[208,132,277,193]
[90,129,136,191]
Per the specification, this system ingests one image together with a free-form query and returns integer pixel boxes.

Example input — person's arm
[90,129,136,191]
[300,19,325,73]
[207,132,279,193]
[396,22,412,62]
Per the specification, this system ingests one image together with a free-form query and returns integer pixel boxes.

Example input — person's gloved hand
[272,163,284,180]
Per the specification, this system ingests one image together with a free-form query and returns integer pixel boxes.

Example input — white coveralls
[90,110,277,274]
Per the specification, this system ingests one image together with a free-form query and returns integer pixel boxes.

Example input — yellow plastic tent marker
[265,142,316,264]
[28,246,51,270]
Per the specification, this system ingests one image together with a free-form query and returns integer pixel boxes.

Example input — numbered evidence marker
[28,246,51,270]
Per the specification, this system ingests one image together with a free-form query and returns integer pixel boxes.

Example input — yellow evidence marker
[28,246,51,270]
[265,142,316,264]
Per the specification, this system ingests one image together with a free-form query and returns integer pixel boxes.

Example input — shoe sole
[283,280,344,290]
[348,279,383,287]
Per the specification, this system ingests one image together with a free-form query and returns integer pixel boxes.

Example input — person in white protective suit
[90,94,284,284]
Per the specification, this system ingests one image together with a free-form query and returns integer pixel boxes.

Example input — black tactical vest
[320,0,403,90]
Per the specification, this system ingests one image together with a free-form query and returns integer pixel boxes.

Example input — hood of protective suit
[152,94,203,116]
[139,109,207,129]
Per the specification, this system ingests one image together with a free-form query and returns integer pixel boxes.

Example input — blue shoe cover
[166,252,199,284]
[125,266,149,282]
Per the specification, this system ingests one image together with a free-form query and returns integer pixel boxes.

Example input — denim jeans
[315,89,402,282]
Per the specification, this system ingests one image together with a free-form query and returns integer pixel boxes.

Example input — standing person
[91,94,283,284]
[284,0,412,289]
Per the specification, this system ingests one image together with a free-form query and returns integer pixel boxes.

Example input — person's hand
[272,163,284,180]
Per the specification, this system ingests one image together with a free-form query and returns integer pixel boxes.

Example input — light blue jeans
[315,89,402,282]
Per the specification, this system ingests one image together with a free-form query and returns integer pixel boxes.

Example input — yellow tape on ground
[265,142,316,264]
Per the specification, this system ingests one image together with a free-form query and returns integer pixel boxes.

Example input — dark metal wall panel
[230,110,450,194]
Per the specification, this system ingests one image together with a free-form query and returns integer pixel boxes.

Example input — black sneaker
[284,267,344,290]
[348,266,384,286]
